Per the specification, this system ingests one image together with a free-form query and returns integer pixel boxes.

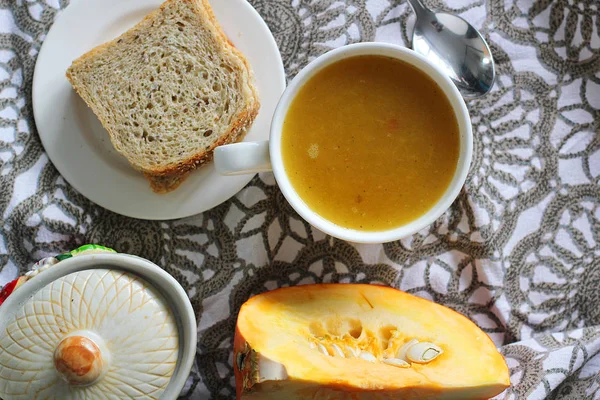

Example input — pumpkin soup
[281,55,460,231]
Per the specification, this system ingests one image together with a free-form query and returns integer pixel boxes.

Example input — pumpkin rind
[234,284,510,399]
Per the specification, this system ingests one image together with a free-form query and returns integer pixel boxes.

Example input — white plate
[33,0,285,220]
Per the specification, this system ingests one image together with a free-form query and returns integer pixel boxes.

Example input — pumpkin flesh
[234,284,509,399]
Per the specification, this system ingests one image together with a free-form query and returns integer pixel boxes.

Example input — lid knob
[53,335,106,386]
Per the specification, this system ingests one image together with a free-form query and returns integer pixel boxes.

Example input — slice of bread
[66,0,259,192]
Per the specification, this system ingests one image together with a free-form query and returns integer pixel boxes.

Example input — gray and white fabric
[0,0,599,399]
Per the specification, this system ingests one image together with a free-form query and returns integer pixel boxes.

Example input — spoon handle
[406,0,430,18]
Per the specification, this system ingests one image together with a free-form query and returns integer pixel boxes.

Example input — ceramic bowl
[0,245,196,400]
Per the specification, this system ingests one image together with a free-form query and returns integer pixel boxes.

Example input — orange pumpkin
[234,284,509,399]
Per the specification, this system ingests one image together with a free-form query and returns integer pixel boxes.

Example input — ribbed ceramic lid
[0,245,182,400]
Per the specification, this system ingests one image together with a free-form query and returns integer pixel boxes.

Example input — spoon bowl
[407,0,495,98]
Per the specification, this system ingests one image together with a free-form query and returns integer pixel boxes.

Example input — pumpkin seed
[317,343,330,356]
[382,357,410,368]
[345,345,359,357]
[406,342,443,363]
[331,344,345,357]
[396,338,419,361]
[359,351,377,362]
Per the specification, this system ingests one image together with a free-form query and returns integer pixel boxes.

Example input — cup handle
[214,141,273,176]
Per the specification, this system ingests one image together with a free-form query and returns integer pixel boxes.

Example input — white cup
[214,42,472,244]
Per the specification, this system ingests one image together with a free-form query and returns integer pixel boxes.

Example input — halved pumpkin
[234,284,509,399]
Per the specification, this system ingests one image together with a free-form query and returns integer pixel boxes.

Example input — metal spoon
[406,0,495,98]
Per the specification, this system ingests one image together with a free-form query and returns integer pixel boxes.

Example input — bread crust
[144,123,251,193]
[65,0,260,188]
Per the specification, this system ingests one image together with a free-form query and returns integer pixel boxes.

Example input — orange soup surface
[281,55,460,231]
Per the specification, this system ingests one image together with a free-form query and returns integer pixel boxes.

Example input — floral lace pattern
[0,0,598,398]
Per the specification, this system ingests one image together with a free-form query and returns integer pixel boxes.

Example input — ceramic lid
[0,245,195,400]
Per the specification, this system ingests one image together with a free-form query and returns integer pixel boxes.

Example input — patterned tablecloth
[1,0,599,398]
